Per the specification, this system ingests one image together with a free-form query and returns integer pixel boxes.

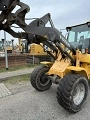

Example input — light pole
[3,31,8,70]
[11,39,14,53]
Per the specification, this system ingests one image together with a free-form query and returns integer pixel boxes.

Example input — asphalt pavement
[0,67,34,98]
[0,84,90,120]
[0,67,90,120]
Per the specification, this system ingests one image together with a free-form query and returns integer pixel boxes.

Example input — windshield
[68,24,90,43]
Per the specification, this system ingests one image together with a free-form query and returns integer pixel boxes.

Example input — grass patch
[3,74,30,85]
[0,64,38,73]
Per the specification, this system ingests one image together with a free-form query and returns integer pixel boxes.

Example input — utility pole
[3,31,8,70]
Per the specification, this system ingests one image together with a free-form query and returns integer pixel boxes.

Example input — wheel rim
[39,74,50,86]
[73,83,85,105]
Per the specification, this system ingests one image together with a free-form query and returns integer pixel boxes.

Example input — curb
[0,73,32,82]
[0,68,34,82]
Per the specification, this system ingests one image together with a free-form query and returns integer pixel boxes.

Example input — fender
[67,66,88,79]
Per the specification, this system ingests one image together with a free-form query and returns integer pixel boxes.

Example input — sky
[0,0,90,45]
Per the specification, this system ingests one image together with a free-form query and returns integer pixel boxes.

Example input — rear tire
[30,65,52,91]
[57,73,89,113]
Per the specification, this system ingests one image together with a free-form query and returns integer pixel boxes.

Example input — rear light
[81,48,88,54]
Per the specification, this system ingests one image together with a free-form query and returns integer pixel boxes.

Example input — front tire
[57,73,89,113]
[30,65,52,91]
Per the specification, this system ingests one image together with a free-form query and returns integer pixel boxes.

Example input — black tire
[30,65,52,91]
[57,73,89,113]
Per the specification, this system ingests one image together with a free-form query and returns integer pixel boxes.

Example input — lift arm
[0,0,76,63]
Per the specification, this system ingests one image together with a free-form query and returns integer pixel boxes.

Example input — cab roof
[66,21,90,31]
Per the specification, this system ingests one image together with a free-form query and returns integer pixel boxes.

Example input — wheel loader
[18,38,51,63]
[0,0,90,113]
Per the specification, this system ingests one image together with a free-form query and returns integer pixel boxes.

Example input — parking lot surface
[0,84,90,120]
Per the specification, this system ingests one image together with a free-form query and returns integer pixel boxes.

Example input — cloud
[23,0,90,29]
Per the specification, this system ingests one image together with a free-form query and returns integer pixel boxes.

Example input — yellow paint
[40,61,53,65]
[45,49,90,79]
[47,58,71,78]
[30,43,48,55]
[67,66,86,71]
[77,53,90,63]
[18,38,48,55]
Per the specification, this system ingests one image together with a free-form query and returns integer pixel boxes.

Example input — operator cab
[67,22,90,53]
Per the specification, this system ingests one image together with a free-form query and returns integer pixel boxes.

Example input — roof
[66,21,90,30]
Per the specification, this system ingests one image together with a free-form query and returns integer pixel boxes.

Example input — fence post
[33,54,34,65]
